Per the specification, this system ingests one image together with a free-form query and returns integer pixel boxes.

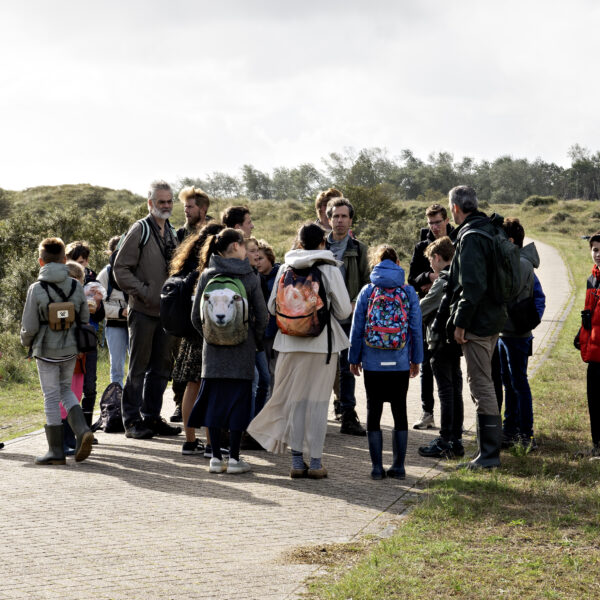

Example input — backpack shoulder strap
[138,218,151,249]
[40,280,75,302]
[460,228,493,243]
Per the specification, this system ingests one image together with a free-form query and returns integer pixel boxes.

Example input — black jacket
[408,224,454,298]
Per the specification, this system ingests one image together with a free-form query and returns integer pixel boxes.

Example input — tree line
[178,144,600,204]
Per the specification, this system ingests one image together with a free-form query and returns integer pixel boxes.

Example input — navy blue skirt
[188,378,253,431]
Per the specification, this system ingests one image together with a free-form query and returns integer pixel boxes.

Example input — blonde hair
[178,186,210,210]
[66,260,85,284]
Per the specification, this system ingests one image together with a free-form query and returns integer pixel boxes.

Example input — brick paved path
[0,238,571,600]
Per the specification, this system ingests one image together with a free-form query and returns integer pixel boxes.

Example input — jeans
[338,321,356,412]
[462,333,500,416]
[498,336,534,438]
[36,357,78,426]
[430,345,463,442]
[420,344,435,413]
[105,326,129,386]
[251,350,271,418]
[122,309,177,428]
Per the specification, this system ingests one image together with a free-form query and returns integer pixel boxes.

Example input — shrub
[0,331,36,384]
[524,195,558,207]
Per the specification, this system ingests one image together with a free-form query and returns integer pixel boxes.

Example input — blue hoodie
[349,259,423,371]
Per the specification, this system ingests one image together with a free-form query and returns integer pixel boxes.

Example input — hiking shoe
[0,442,4,450]
[290,462,309,479]
[451,440,465,457]
[340,410,366,436]
[182,438,205,456]
[227,457,251,474]
[307,466,328,479]
[144,417,181,436]
[413,411,435,430]
[240,432,262,450]
[209,457,227,473]
[170,405,183,423]
[418,437,454,458]
[125,422,155,439]
[501,432,519,449]
[518,435,538,452]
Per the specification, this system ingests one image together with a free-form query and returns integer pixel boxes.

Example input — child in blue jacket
[349,245,423,479]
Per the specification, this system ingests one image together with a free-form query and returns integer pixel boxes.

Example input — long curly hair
[169,222,224,276]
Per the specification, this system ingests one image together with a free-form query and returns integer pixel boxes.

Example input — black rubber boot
[462,414,501,470]
[387,430,408,479]
[367,430,386,480]
[35,425,66,465]
[66,404,94,462]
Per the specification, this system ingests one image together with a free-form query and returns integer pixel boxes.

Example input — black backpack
[93,382,125,433]
[160,270,199,338]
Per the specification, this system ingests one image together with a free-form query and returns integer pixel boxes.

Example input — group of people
[14,179,600,477]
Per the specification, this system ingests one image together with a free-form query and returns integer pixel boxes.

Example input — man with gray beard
[114,180,181,439]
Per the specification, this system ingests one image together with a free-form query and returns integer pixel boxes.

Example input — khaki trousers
[462,333,500,416]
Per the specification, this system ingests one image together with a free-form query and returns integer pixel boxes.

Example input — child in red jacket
[576,232,600,455]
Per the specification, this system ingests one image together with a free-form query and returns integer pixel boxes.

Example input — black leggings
[587,362,600,445]
[364,370,409,431]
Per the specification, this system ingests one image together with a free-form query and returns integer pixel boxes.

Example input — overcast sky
[1,0,598,195]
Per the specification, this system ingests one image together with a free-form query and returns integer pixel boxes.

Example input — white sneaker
[209,457,226,473]
[413,411,435,430]
[227,457,251,474]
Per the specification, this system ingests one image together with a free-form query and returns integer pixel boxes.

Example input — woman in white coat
[248,223,352,479]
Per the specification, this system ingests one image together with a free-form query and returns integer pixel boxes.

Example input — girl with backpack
[169,222,224,457]
[247,223,352,479]
[349,245,423,480]
[189,228,268,474]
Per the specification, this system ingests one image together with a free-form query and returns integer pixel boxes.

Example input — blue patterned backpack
[364,285,410,350]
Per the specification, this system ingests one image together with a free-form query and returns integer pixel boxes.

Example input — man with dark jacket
[325,197,370,436]
[408,204,454,430]
[114,180,181,439]
[447,185,507,469]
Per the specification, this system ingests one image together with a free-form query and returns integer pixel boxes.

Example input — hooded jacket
[501,242,540,338]
[192,254,268,380]
[20,262,90,359]
[448,211,508,337]
[349,260,423,371]
[268,249,352,355]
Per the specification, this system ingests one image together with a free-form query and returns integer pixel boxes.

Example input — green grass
[0,344,113,441]
[303,208,600,599]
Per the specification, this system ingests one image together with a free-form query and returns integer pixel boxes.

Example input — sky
[1,0,598,195]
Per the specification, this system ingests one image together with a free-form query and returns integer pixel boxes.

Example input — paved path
[0,238,572,600]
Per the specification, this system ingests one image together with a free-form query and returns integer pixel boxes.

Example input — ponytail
[198,227,243,272]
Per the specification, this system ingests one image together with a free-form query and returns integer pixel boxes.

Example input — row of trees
[178,145,600,204]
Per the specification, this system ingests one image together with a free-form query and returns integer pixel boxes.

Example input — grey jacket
[420,268,450,347]
[113,215,178,318]
[20,262,90,359]
[192,255,268,380]
[501,242,540,338]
